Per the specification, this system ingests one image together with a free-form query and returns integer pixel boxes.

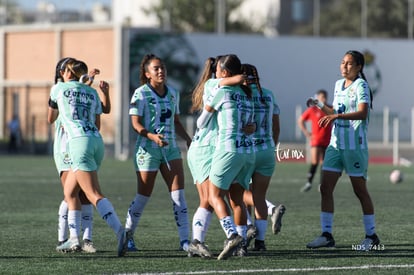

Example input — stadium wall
[1,26,414,158]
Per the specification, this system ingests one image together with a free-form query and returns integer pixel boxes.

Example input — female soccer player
[48,59,128,257]
[306,50,380,251]
[53,57,111,253]
[124,54,192,252]
[187,56,245,258]
[298,89,332,192]
[239,63,284,252]
[197,54,255,260]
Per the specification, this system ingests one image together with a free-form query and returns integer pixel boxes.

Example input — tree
[143,0,256,33]
[0,0,21,25]
[292,0,411,39]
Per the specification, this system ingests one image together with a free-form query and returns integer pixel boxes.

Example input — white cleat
[301,182,312,192]
[82,239,97,253]
[271,204,286,234]
[56,237,82,253]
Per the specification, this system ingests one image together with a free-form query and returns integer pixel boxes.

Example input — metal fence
[1,83,413,156]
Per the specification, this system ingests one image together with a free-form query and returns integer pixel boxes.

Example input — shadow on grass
[1,245,413,260]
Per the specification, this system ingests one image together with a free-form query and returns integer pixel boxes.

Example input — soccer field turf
[1,155,413,274]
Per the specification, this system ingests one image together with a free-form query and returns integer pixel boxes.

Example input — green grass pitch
[0,155,413,274]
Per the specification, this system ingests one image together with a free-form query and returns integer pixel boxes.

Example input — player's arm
[297,116,311,138]
[47,98,58,124]
[98,81,111,114]
[319,104,334,115]
[95,114,101,130]
[337,103,369,120]
[174,114,192,148]
[272,114,280,145]
[319,103,368,128]
[197,105,215,129]
[307,97,334,115]
[219,74,245,86]
[131,115,164,146]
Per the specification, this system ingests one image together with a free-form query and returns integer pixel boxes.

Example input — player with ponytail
[307,50,380,251]
[239,64,285,252]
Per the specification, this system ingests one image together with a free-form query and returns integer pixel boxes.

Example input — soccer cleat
[82,239,97,253]
[126,230,138,252]
[56,237,81,253]
[358,233,380,251]
[217,234,243,260]
[127,239,138,252]
[57,239,68,246]
[232,240,248,257]
[271,204,286,235]
[117,229,128,257]
[301,182,312,192]
[306,232,335,249]
[187,239,212,258]
[252,239,266,251]
[246,225,257,247]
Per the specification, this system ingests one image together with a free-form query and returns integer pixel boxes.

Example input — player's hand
[235,74,247,84]
[150,133,168,147]
[242,122,256,135]
[99,81,110,95]
[318,115,335,128]
[89,68,100,78]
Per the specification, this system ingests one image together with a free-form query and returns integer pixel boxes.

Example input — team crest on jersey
[348,88,356,99]
[63,153,71,165]
[337,103,346,114]
[137,154,145,166]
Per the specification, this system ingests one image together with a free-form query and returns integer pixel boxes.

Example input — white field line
[128,264,414,275]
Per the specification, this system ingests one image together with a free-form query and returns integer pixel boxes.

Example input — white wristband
[316,101,324,109]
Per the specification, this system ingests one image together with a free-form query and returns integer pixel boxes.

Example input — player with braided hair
[237,63,285,252]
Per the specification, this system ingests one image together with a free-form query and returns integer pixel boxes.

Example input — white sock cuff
[266,200,276,215]
[58,200,68,213]
[197,207,210,217]
[236,225,247,240]
[246,210,252,225]
[170,189,187,207]
[68,209,81,217]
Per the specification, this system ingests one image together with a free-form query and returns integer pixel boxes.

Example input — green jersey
[251,85,279,151]
[330,78,370,150]
[50,81,102,140]
[207,85,255,153]
[129,83,180,149]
